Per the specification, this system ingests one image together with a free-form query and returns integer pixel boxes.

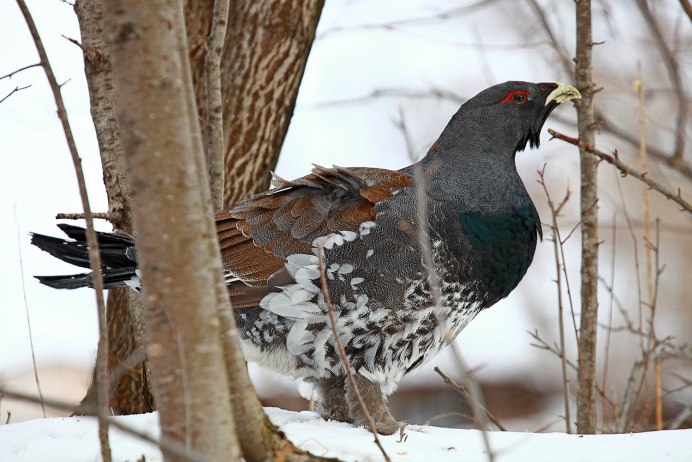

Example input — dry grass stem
[316,243,392,462]
[15,0,111,459]
[601,212,617,425]
[635,74,663,431]
[13,207,46,418]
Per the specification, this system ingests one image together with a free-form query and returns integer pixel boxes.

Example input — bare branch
[528,330,617,411]
[55,212,115,221]
[204,0,229,210]
[433,367,506,431]
[0,63,41,80]
[635,0,687,165]
[317,0,500,39]
[449,344,495,462]
[0,84,31,104]
[548,129,692,214]
[316,243,392,462]
[15,1,111,459]
[527,0,692,179]
[537,167,573,434]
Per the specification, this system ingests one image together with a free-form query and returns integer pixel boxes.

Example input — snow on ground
[1,408,690,462]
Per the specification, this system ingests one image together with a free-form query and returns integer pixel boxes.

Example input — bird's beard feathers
[514,101,559,153]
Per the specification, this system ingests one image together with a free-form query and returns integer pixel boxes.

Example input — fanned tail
[31,224,140,290]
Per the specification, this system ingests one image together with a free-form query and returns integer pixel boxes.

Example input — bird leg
[314,376,352,423]
[346,374,399,435]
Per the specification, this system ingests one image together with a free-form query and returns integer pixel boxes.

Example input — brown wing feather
[214,165,411,306]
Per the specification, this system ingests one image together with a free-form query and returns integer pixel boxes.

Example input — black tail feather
[31,225,140,290]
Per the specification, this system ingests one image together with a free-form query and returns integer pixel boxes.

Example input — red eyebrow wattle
[501,90,529,103]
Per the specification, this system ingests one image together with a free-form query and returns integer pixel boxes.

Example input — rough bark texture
[219,0,324,206]
[102,0,240,459]
[575,0,599,434]
[75,0,323,418]
[73,0,152,416]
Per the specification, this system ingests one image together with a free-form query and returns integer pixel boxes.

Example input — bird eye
[501,90,530,104]
[512,92,527,104]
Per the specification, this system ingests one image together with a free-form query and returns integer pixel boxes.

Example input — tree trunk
[102,0,240,459]
[575,0,599,434]
[73,0,152,416]
[74,0,323,417]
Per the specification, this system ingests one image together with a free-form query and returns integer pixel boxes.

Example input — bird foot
[346,374,399,435]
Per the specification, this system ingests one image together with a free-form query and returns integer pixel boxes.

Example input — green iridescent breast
[459,204,541,304]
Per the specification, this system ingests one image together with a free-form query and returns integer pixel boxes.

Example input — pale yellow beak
[545,83,581,105]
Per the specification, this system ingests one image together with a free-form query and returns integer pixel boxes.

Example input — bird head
[459,81,581,154]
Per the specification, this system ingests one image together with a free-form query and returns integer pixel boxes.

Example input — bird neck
[412,144,531,215]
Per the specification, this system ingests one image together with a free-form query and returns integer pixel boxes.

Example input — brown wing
[215,165,411,307]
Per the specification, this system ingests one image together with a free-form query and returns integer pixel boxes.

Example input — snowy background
[1,0,690,436]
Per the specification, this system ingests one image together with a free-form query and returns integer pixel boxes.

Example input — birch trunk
[102,1,240,459]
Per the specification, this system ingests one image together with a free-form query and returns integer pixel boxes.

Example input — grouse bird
[32,81,580,434]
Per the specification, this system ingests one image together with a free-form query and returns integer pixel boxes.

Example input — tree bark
[575,0,599,434]
[219,0,324,206]
[102,0,240,459]
[74,1,325,452]
[73,0,152,416]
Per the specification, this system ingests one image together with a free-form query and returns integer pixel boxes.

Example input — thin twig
[669,402,692,430]
[528,330,617,411]
[0,85,31,104]
[0,387,209,462]
[433,367,506,431]
[449,344,495,462]
[601,212,617,425]
[13,206,46,418]
[635,0,687,165]
[15,1,111,460]
[394,110,448,338]
[0,63,41,80]
[537,167,572,434]
[204,0,229,210]
[527,0,692,179]
[317,0,500,39]
[315,243,392,462]
[548,129,692,214]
